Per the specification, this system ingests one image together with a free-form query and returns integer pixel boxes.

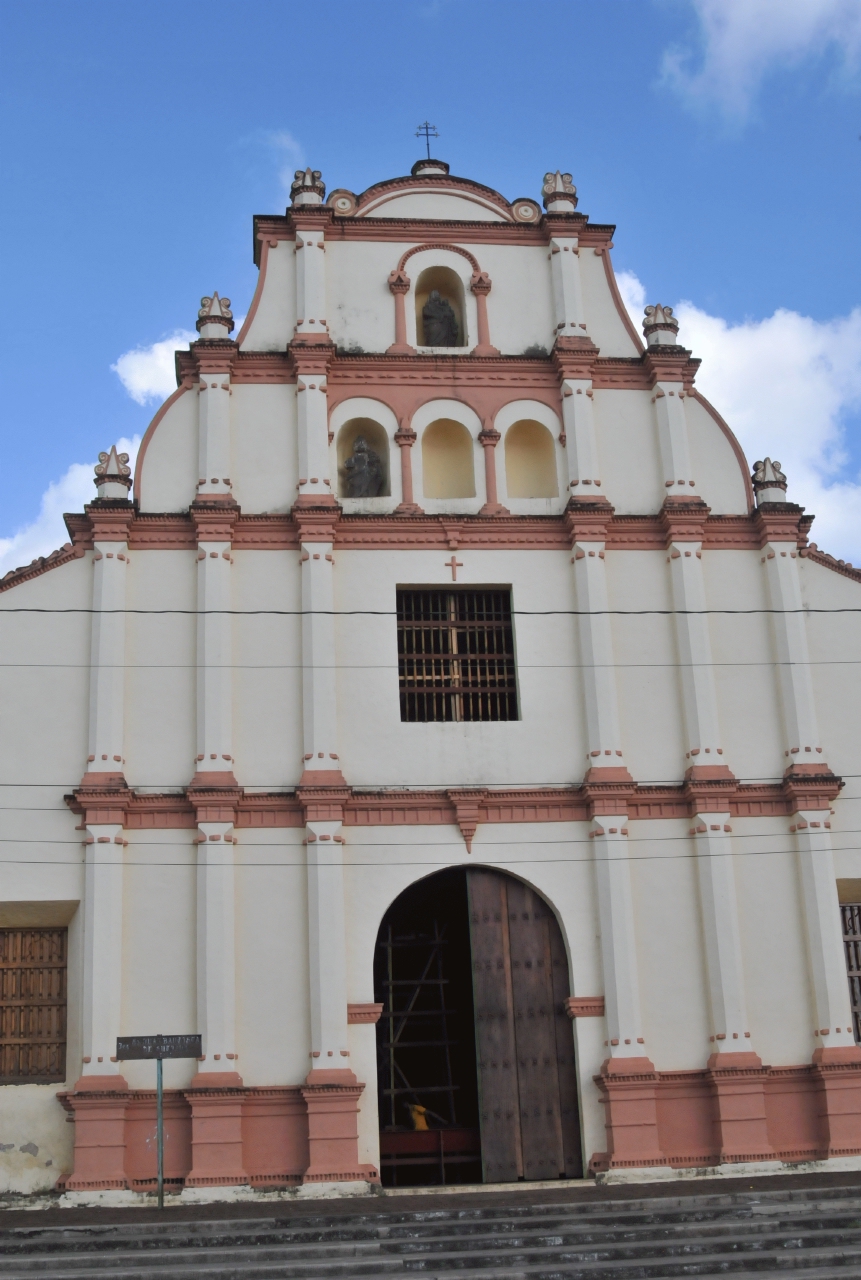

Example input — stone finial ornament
[411,159,450,177]
[542,171,578,212]
[93,446,132,500]
[643,304,681,347]
[291,168,326,206]
[752,457,788,505]
[196,293,235,339]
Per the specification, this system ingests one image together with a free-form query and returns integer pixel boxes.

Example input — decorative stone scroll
[93,446,132,500]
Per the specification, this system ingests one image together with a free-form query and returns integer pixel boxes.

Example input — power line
[1,659,860,669]
[2,606,861,616]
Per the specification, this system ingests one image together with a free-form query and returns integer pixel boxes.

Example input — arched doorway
[374,866,582,1186]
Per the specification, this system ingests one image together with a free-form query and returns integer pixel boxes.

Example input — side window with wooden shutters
[0,928,68,1083]
[842,904,861,1044]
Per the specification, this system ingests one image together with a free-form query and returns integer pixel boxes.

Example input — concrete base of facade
[596,1154,861,1185]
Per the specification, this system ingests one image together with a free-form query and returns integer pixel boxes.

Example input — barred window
[397,589,518,723]
[0,929,67,1083]
[842,904,861,1044]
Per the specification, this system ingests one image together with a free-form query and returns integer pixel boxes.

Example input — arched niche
[415,266,466,348]
[504,419,559,498]
[421,419,475,498]
[337,418,390,498]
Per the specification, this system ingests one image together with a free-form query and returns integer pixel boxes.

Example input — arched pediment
[352,172,516,222]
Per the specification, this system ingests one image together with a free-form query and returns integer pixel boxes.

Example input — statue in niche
[422,290,459,346]
[343,436,384,498]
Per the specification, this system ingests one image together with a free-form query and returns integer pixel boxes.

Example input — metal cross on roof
[415,122,439,160]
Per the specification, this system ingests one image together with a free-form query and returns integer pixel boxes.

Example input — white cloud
[662,0,861,118]
[0,437,141,580]
[268,130,306,201]
[112,319,246,407]
[111,331,197,405]
[616,270,861,563]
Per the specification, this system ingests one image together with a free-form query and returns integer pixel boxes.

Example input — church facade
[2,159,861,1198]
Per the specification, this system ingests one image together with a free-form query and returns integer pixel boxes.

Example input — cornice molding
[65,774,844,831]
[6,504,833,596]
[55,509,818,555]
[251,212,616,263]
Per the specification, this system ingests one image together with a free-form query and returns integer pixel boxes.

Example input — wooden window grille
[397,589,518,723]
[0,928,67,1083]
[842,904,861,1044]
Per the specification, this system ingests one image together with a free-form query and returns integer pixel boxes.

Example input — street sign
[116,1034,201,1061]
[115,1033,202,1206]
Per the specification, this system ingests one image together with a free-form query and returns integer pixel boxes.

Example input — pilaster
[549,235,588,338]
[761,526,821,760]
[84,504,133,786]
[566,502,627,768]
[292,343,336,506]
[192,504,237,787]
[691,819,750,1052]
[297,515,341,781]
[590,822,645,1058]
[81,825,125,1077]
[194,339,236,502]
[794,819,857,1052]
[293,216,329,341]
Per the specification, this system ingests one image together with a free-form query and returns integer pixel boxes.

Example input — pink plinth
[706,1052,773,1162]
[62,1075,130,1190]
[301,1068,379,1184]
[242,1087,308,1186]
[124,1090,192,1191]
[813,1045,861,1157]
[590,1057,665,1172]
[184,1071,248,1187]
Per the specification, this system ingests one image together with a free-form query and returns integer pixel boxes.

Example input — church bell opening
[374,866,583,1186]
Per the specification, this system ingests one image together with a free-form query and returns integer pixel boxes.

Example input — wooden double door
[467,868,582,1181]
[375,866,582,1185]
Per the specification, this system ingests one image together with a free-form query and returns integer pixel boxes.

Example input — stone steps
[0,1184,859,1278]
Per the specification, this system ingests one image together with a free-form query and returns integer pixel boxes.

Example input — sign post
[116,1034,202,1208]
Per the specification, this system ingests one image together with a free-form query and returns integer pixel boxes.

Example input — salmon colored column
[470,270,499,356]
[394,423,422,514]
[387,268,414,354]
[478,424,508,516]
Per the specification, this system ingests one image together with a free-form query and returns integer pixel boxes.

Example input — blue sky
[1,0,860,567]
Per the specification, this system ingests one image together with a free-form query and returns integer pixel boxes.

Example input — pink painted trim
[355,173,515,222]
[132,382,192,505]
[0,541,83,593]
[348,1003,383,1024]
[599,248,644,354]
[397,242,481,275]
[805,545,861,584]
[565,996,605,1018]
[691,390,755,514]
[235,237,272,347]
[64,508,814,556]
